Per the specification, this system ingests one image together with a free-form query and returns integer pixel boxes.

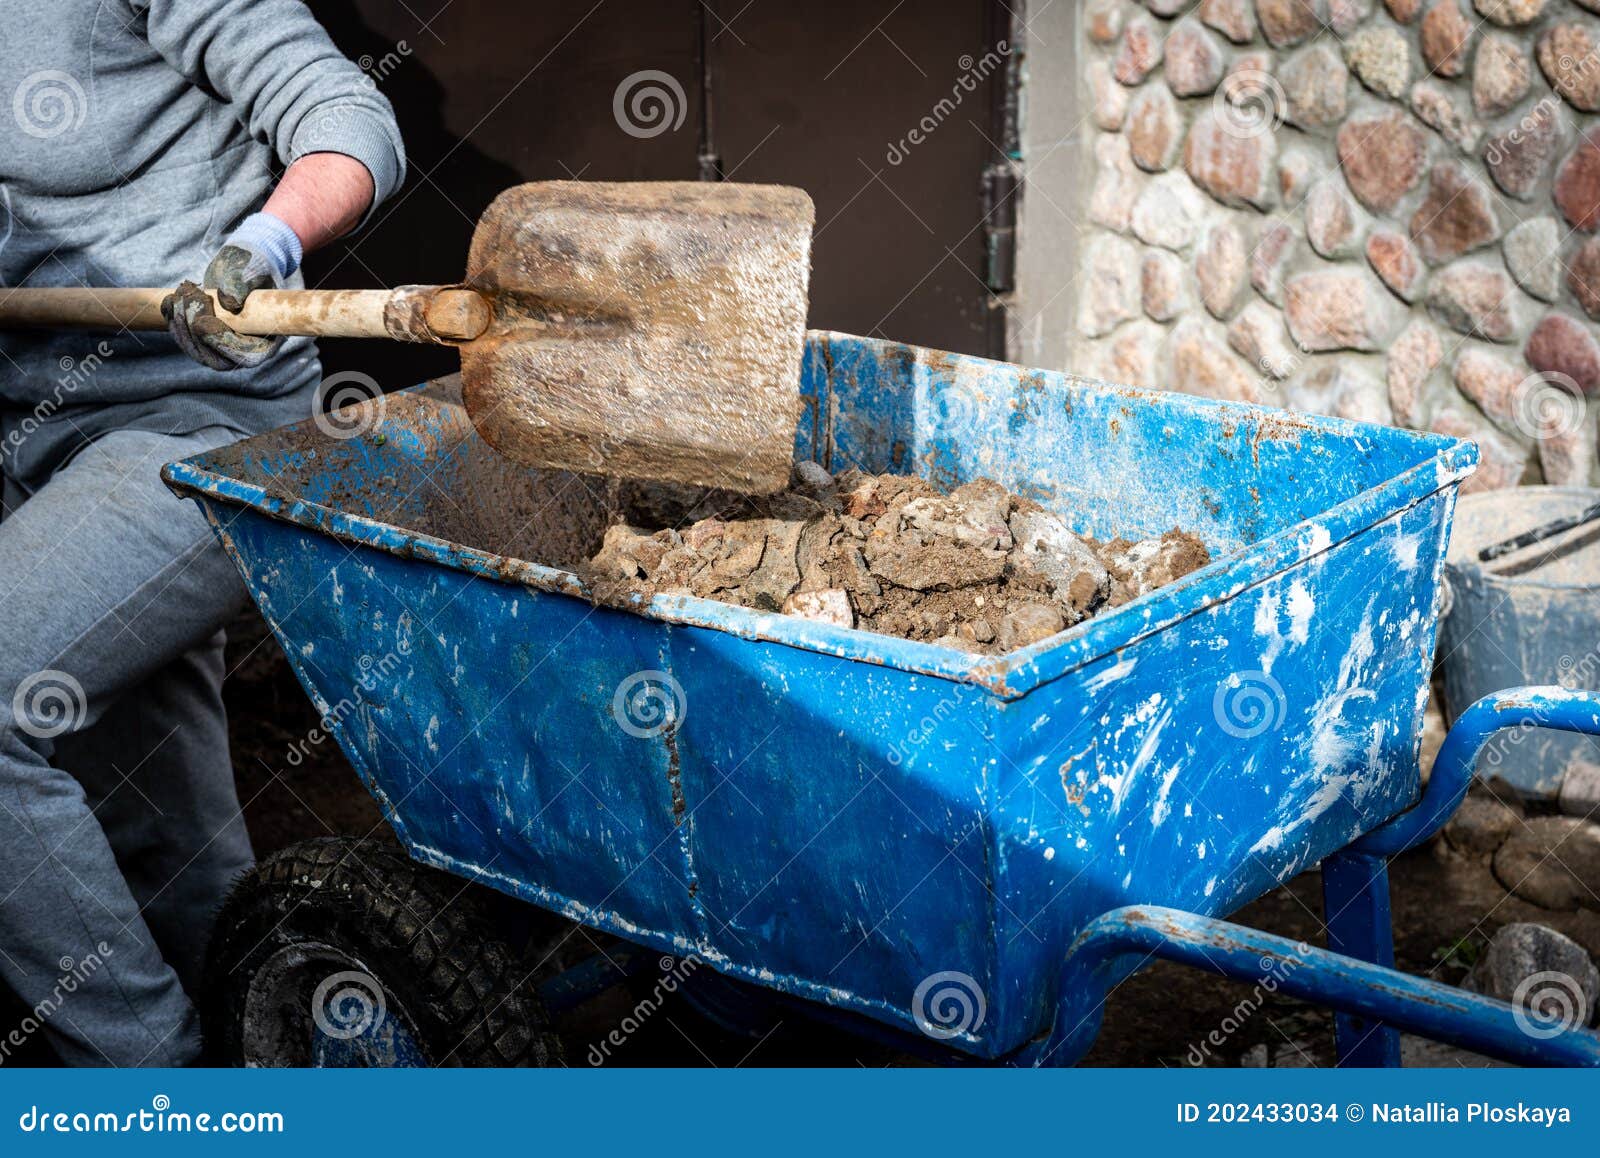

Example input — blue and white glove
[165,212,304,372]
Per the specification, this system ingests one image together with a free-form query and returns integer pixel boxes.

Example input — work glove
[164,212,303,372]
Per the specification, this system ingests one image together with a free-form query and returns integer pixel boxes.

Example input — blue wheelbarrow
[163,333,1600,1067]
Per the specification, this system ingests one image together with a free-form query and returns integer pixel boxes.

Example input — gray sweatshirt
[0,0,406,486]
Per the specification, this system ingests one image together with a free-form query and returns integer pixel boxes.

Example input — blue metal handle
[1034,905,1600,1067]
[1354,685,1600,856]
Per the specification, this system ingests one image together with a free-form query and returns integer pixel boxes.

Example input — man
[0,1,405,1065]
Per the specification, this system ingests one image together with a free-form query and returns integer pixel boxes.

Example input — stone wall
[1072,0,1600,493]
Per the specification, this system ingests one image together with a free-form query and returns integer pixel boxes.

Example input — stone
[1467,923,1600,1031]
[1570,236,1600,320]
[1541,421,1598,487]
[1410,82,1480,152]
[1305,181,1360,258]
[1169,316,1263,401]
[1164,18,1227,97]
[1258,0,1324,48]
[1527,314,1600,395]
[1366,228,1426,301]
[1198,0,1255,43]
[1007,510,1110,619]
[1410,163,1500,263]
[1214,59,1286,143]
[1090,133,1145,233]
[1250,221,1297,304]
[1126,85,1183,170]
[1142,248,1191,320]
[1328,0,1374,34]
[1195,221,1248,318]
[1078,234,1143,338]
[782,589,853,629]
[1329,365,1392,424]
[1540,23,1600,112]
[1096,320,1167,388]
[1184,108,1277,208]
[1132,171,1211,250]
[1088,0,1126,44]
[1345,25,1412,99]
[1337,112,1427,212]
[1145,0,1190,15]
[1443,791,1523,857]
[1473,0,1546,25]
[1089,59,1129,131]
[1420,2,1473,78]
[997,604,1068,652]
[1285,269,1401,352]
[1504,217,1561,301]
[1485,98,1563,200]
[1453,346,1526,430]
[1493,817,1600,911]
[1277,147,1322,204]
[1116,14,1165,85]
[1555,127,1600,231]
[1563,763,1600,819]
[1227,301,1299,379]
[1426,262,1517,340]
[1279,43,1349,130]
[1388,319,1444,425]
[1474,34,1531,117]
[1433,409,1528,491]
[1384,0,1423,18]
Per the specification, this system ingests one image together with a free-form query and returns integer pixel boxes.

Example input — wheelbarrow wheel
[202,836,562,1067]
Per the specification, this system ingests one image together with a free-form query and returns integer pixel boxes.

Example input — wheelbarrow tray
[164,332,1476,1059]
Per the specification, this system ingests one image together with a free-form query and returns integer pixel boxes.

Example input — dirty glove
[165,212,303,372]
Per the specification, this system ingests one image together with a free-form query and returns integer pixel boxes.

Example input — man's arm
[263,153,377,256]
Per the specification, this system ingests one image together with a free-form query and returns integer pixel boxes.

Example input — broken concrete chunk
[781,588,854,628]
[900,478,1015,550]
[1101,531,1212,606]
[1007,509,1111,618]
[998,603,1067,651]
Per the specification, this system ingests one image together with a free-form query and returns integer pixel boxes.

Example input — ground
[220,610,1599,1068]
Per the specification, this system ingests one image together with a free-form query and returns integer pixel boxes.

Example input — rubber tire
[202,836,562,1067]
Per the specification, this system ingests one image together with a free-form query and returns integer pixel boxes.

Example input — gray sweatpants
[0,427,254,1067]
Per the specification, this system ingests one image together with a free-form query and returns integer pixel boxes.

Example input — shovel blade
[460,181,814,494]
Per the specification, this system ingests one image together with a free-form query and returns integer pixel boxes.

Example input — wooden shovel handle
[0,286,489,344]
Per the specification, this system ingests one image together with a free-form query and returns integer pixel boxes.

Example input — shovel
[0,181,815,494]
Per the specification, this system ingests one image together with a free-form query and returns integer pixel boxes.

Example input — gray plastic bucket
[1439,487,1600,802]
